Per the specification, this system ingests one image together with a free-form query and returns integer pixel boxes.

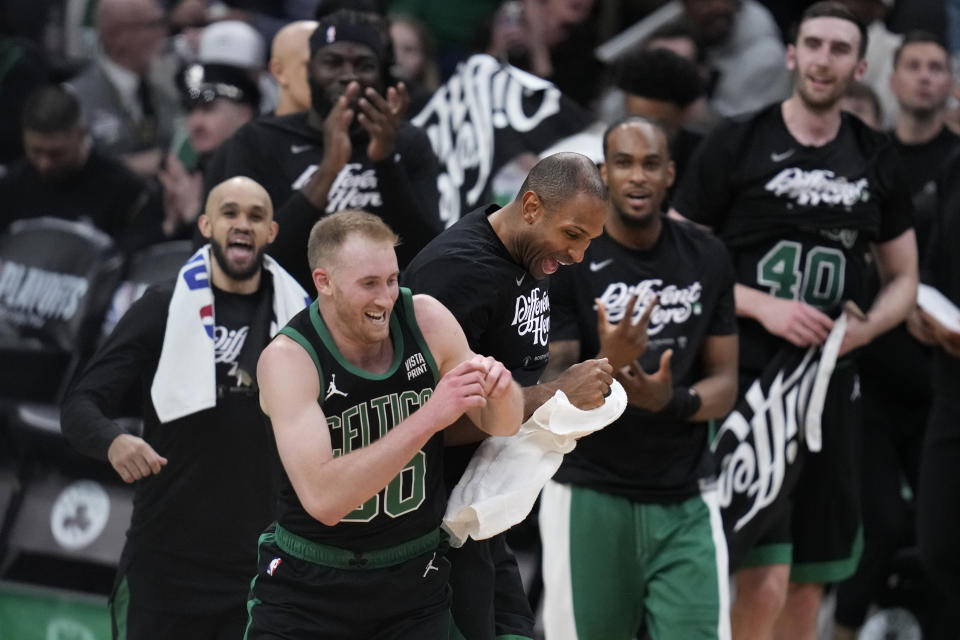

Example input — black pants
[918,398,960,606]
[834,382,924,628]
[448,534,535,640]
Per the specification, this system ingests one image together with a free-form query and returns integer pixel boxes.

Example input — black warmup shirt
[205,112,443,289]
[274,288,443,550]
[892,126,960,252]
[673,104,914,375]
[60,280,279,613]
[551,219,737,501]
[403,205,551,488]
[0,149,147,244]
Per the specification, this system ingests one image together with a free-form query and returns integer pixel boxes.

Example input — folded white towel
[803,312,848,453]
[443,380,628,547]
[150,245,310,423]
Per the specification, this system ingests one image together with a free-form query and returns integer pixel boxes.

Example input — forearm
[474,380,524,436]
[374,158,443,254]
[299,410,438,525]
[521,381,561,420]
[690,373,737,421]
[863,269,918,340]
[734,283,769,320]
[60,394,127,461]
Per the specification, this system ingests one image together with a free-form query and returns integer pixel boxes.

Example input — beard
[210,238,267,282]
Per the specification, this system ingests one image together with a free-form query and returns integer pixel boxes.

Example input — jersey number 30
[342,451,427,522]
[757,240,846,308]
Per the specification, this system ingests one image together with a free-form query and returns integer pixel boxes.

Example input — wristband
[659,386,701,420]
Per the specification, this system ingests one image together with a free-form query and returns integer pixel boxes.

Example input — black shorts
[742,363,863,584]
[245,524,451,640]
[447,534,535,640]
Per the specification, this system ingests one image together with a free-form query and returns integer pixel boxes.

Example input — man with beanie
[205,8,443,291]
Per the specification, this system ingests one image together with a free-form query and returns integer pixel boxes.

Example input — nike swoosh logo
[516,274,524,286]
[291,144,312,154]
[771,149,795,162]
[589,259,613,272]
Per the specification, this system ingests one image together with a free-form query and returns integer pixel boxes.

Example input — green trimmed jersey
[273,287,443,551]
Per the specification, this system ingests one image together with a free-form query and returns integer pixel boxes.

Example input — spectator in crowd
[681,0,792,117]
[671,3,917,639]
[195,20,276,114]
[60,176,309,640]
[611,47,705,195]
[540,116,738,640]
[246,210,523,639]
[482,0,604,108]
[887,31,960,246]
[389,13,441,114]
[839,80,884,129]
[833,30,958,640]
[158,61,262,240]
[205,9,443,291]
[0,36,48,170]
[0,85,149,249]
[165,0,323,47]
[835,0,903,128]
[67,0,181,177]
[269,20,318,116]
[404,152,614,640]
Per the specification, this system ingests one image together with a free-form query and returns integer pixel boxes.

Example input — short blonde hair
[307,210,399,270]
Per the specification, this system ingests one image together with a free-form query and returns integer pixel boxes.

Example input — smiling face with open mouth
[517,191,607,280]
[601,119,675,230]
[201,177,278,289]
[324,235,400,346]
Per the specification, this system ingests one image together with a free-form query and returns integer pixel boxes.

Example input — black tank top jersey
[551,219,738,501]
[674,104,914,374]
[274,287,444,551]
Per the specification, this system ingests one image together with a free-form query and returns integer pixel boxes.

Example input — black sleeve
[705,237,739,337]
[60,286,169,461]
[671,122,737,229]
[548,263,583,342]
[876,142,916,243]
[378,126,444,266]
[404,255,493,348]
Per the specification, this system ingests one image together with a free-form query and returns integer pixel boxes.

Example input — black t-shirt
[403,204,552,489]
[274,289,444,551]
[892,126,960,253]
[0,149,147,246]
[550,219,737,501]
[403,204,550,386]
[673,104,914,375]
[925,150,960,402]
[60,281,279,613]
[205,112,444,290]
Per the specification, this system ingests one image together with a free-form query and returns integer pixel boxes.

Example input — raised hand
[618,349,673,412]
[321,81,360,173]
[107,433,168,483]
[597,293,657,369]
[358,83,409,163]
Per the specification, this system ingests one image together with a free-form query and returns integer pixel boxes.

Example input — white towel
[443,380,628,547]
[150,245,310,423]
[803,312,848,453]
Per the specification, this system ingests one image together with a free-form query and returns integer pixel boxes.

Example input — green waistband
[274,524,442,570]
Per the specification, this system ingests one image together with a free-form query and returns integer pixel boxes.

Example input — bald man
[62,177,309,640]
[269,20,318,116]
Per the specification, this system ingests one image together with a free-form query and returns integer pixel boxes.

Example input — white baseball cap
[199,20,266,69]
